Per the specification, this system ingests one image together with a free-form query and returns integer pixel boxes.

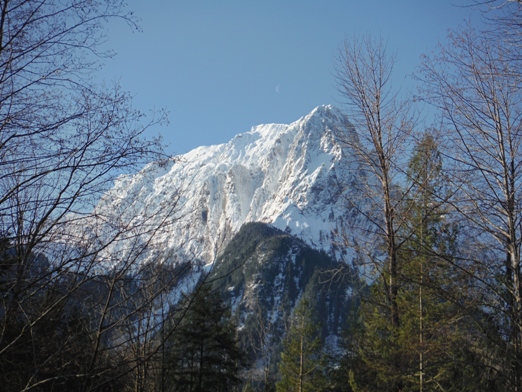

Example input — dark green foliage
[164,284,243,392]
[276,298,326,392]
[338,133,489,391]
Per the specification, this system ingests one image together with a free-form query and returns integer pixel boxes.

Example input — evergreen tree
[344,133,491,391]
[276,298,325,392]
[165,284,242,392]
[400,133,498,390]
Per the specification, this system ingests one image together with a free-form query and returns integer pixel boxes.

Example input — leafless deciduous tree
[0,1,193,391]
[472,0,522,59]
[335,35,415,329]
[419,23,522,390]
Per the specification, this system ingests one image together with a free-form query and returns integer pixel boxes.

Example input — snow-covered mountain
[93,104,368,266]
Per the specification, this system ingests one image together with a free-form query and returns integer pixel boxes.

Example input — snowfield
[90,105,372,266]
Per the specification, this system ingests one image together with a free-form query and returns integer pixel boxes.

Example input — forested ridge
[2,0,522,391]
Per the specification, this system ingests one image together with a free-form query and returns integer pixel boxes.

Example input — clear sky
[98,1,477,156]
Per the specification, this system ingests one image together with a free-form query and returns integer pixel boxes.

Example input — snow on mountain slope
[94,105,368,265]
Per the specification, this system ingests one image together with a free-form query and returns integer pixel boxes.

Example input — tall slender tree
[343,132,494,391]
[335,35,415,392]
[276,298,325,392]
[335,35,414,330]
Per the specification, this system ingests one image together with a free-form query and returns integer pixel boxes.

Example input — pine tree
[400,133,486,390]
[276,298,325,392]
[345,133,489,391]
[165,284,242,392]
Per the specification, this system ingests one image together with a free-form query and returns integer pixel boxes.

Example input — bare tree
[334,36,421,392]
[419,22,522,390]
[472,0,522,59]
[335,35,414,329]
[0,1,192,390]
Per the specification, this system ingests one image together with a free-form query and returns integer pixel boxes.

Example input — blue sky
[99,1,477,156]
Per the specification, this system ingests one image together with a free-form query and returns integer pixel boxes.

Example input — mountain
[66,104,372,388]
[92,104,369,267]
[208,221,360,387]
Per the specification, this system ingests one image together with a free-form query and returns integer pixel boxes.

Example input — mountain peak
[308,103,338,117]
[94,105,364,265]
